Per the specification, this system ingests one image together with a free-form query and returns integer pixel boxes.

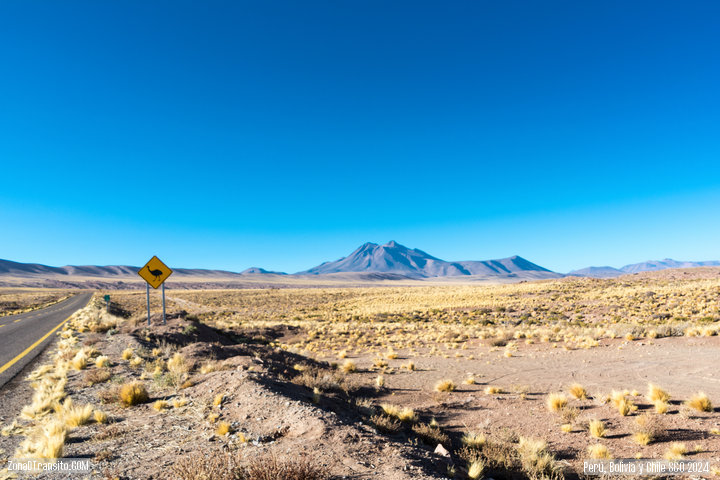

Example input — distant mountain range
[569,259,720,278]
[1,242,718,287]
[300,241,559,279]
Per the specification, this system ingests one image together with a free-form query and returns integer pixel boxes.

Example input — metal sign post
[104,294,110,313]
[162,283,166,325]
[146,283,151,326]
[138,255,173,326]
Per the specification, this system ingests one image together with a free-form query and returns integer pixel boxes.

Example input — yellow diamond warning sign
[138,256,173,289]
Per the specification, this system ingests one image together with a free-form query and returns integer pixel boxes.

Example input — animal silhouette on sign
[146,265,164,282]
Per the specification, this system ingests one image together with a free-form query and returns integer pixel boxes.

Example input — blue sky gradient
[1,1,719,273]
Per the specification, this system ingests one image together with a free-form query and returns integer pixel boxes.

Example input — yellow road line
[14,319,21,323]
[0,314,73,376]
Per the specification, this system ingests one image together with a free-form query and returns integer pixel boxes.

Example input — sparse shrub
[467,459,485,479]
[153,400,169,411]
[18,419,67,459]
[83,369,111,386]
[654,400,669,414]
[462,431,487,448]
[664,442,687,460]
[373,358,388,368]
[484,386,501,394]
[546,393,568,412]
[216,421,232,436]
[647,383,670,403]
[616,397,637,416]
[370,414,401,434]
[53,399,94,429]
[119,382,149,406]
[588,419,605,438]
[569,383,587,400]
[172,397,189,408]
[516,437,560,478]
[341,360,356,373]
[121,348,133,361]
[244,453,330,480]
[71,350,88,370]
[167,352,191,388]
[396,407,417,423]
[686,392,713,412]
[412,423,450,446]
[213,393,225,406]
[95,355,110,368]
[94,410,108,424]
[434,379,456,393]
[588,444,611,459]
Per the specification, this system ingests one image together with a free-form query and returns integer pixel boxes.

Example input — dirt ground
[2,278,720,479]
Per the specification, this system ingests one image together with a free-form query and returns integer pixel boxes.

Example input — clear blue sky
[1,0,719,273]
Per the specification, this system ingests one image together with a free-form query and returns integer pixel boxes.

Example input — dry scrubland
[1,269,720,479]
[0,290,73,317]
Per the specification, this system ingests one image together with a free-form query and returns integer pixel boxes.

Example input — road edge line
[0,312,76,376]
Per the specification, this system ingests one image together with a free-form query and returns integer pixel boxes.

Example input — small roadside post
[138,256,173,326]
[103,294,110,313]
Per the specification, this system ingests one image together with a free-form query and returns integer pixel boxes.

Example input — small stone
[434,443,450,457]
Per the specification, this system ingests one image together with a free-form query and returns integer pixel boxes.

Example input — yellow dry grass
[434,379,456,393]
[587,444,611,459]
[119,382,149,407]
[686,392,713,412]
[568,383,587,400]
[546,393,568,412]
[588,419,605,438]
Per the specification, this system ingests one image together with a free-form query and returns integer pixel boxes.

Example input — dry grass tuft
[411,423,449,446]
[569,383,587,400]
[121,348,134,361]
[172,452,329,480]
[587,444,611,459]
[664,442,687,460]
[215,421,232,436]
[370,414,401,434]
[647,383,670,403]
[153,400,169,411]
[588,419,605,438]
[60,401,94,428]
[616,397,637,416]
[340,360,357,373]
[434,379,456,393]
[95,355,110,368]
[83,369,111,386]
[70,350,88,370]
[17,419,67,459]
[467,459,485,479]
[94,410,108,424]
[686,392,713,412]
[462,431,487,448]
[654,400,669,414]
[546,393,568,412]
[167,352,191,387]
[119,382,149,407]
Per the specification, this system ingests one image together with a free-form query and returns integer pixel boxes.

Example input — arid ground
[2,268,720,479]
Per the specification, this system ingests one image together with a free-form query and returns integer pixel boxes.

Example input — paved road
[0,293,93,388]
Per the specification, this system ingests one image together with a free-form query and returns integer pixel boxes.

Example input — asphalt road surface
[0,293,93,388]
